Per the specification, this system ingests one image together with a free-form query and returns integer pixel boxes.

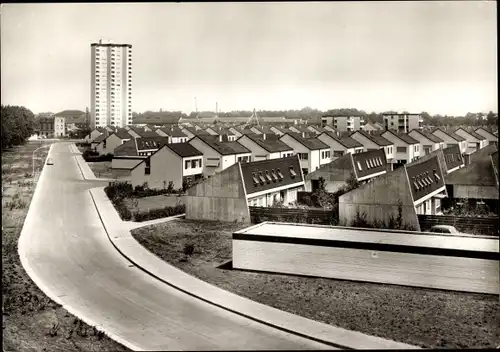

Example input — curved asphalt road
[19,142,332,351]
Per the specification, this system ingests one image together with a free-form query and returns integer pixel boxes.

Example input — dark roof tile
[196,135,251,155]
[352,149,388,180]
[406,156,446,201]
[281,133,329,150]
[241,155,304,196]
[165,143,203,158]
[135,136,170,150]
[242,134,294,153]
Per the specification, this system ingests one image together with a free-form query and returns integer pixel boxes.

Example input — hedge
[133,204,186,222]
[84,153,113,162]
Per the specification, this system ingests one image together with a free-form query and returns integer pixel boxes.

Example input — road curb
[70,143,116,182]
[89,186,420,350]
[18,143,144,352]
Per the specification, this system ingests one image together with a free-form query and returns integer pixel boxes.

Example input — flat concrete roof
[234,222,499,254]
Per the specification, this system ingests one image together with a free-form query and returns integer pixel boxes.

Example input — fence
[417,214,499,236]
[249,206,335,225]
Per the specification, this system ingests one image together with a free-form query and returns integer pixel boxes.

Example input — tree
[1,105,35,149]
[486,111,497,127]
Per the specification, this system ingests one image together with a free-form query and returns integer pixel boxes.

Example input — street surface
[19,142,333,350]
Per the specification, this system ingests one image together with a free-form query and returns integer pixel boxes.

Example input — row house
[381,130,420,168]
[339,155,447,229]
[180,126,212,139]
[288,125,315,138]
[454,128,488,155]
[475,127,498,146]
[306,125,325,135]
[91,133,108,150]
[444,144,499,205]
[129,142,204,190]
[317,131,364,160]
[242,156,305,207]
[408,129,445,155]
[155,126,189,143]
[204,126,238,141]
[87,127,108,143]
[249,125,273,135]
[350,131,395,169]
[184,157,305,223]
[95,129,133,155]
[188,135,252,177]
[111,136,170,179]
[405,144,464,177]
[269,126,290,137]
[236,133,294,161]
[279,133,330,176]
[431,128,467,155]
[228,125,255,138]
[305,149,387,193]
[362,122,384,132]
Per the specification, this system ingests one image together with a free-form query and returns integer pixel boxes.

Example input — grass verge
[87,161,113,179]
[2,142,130,352]
[131,219,500,349]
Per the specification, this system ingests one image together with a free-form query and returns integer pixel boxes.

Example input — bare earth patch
[131,219,500,349]
[2,142,130,352]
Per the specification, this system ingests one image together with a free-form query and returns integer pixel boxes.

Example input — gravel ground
[2,142,130,352]
[131,219,500,349]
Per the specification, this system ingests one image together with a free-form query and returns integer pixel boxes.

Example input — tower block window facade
[90,40,132,129]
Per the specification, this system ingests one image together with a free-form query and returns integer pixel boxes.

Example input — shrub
[133,204,186,222]
[183,243,195,256]
[83,153,113,162]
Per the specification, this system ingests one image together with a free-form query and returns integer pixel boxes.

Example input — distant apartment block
[321,115,365,132]
[54,117,66,137]
[383,113,423,133]
[90,39,132,129]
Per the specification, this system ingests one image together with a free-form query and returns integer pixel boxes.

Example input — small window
[265,170,272,182]
[145,159,151,175]
[357,161,362,171]
[252,172,259,185]
[191,160,196,168]
[276,168,284,179]
[185,160,190,169]
[258,171,266,184]
[270,169,278,181]
[433,168,440,181]
[289,167,297,177]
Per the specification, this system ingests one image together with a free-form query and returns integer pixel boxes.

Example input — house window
[298,153,308,160]
[191,160,196,168]
[276,168,284,179]
[145,159,150,175]
[289,166,297,177]
[258,171,266,184]
[357,161,362,171]
[265,170,272,182]
[252,172,259,185]
[185,160,190,169]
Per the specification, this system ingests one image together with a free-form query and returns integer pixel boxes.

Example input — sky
[1,2,497,116]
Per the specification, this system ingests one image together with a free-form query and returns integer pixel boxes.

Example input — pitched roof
[93,134,107,143]
[114,139,138,156]
[138,130,160,138]
[406,156,446,202]
[421,130,443,143]
[165,142,203,158]
[241,133,294,153]
[475,127,497,138]
[113,128,133,140]
[353,131,392,146]
[445,144,498,187]
[442,145,464,171]
[240,155,304,196]
[281,133,329,150]
[183,126,211,136]
[290,125,312,134]
[467,130,487,140]
[195,135,251,155]
[159,127,187,138]
[135,136,170,151]
[352,149,388,180]
[305,153,355,183]
[319,131,363,148]
[433,128,465,142]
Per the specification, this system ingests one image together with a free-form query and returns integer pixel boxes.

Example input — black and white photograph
[1,2,498,351]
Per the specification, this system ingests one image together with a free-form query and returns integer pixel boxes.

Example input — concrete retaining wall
[185,163,250,223]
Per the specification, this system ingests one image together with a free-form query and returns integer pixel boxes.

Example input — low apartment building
[237,133,294,161]
[317,131,364,160]
[129,142,204,190]
[408,129,444,155]
[321,115,365,132]
[475,127,498,146]
[54,117,66,137]
[431,128,467,155]
[95,129,133,155]
[155,126,188,143]
[188,135,252,177]
[454,128,488,154]
[381,130,420,168]
[279,133,331,176]
[383,113,423,133]
[350,130,395,168]
[339,155,447,229]
[305,149,387,193]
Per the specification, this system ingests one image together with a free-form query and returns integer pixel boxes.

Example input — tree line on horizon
[132,107,498,127]
[1,105,36,149]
